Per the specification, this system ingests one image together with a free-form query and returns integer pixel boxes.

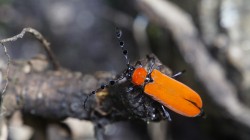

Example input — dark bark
[2,53,172,123]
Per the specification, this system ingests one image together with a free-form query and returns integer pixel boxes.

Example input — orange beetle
[132,67,202,117]
[84,28,203,120]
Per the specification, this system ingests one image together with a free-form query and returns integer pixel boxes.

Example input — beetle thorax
[132,67,147,86]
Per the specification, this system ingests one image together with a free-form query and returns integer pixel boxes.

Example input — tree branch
[2,52,171,124]
[137,0,250,129]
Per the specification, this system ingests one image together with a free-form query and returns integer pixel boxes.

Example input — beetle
[84,27,203,121]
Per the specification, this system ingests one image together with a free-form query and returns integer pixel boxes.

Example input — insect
[84,28,203,121]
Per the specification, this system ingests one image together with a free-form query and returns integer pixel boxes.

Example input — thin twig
[0,42,10,119]
[0,43,10,98]
[137,0,250,128]
[0,27,61,70]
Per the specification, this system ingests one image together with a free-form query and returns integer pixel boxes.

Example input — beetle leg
[161,105,172,121]
[126,84,135,93]
[134,95,144,108]
[198,108,206,119]
[155,64,186,79]
[146,55,156,73]
[134,60,142,67]
[171,70,186,78]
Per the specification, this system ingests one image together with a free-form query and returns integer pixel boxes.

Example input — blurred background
[1,0,250,140]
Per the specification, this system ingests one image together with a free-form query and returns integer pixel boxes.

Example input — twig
[0,27,61,70]
[137,0,250,128]
[0,43,10,99]
[0,43,11,118]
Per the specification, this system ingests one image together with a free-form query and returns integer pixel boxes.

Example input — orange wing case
[144,69,202,117]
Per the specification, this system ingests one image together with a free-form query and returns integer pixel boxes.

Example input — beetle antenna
[83,28,130,110]
[83,73,126,109]
[115,27,130,67]
[83,79,116,109]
